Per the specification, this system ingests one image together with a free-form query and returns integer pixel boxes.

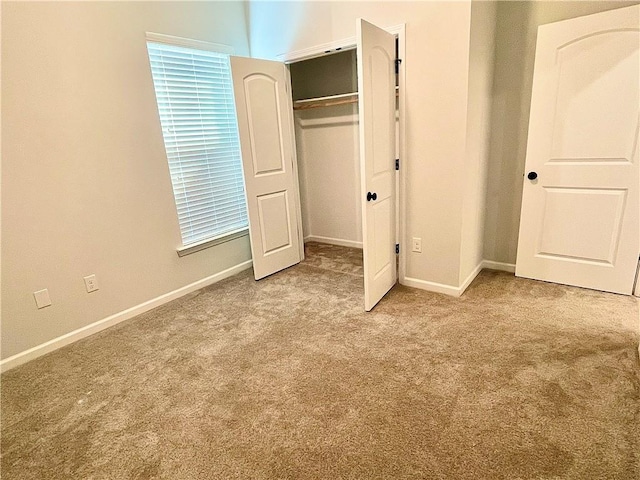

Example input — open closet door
[357,19,397,311]
[515,5,639,295]
[230,57,303,280]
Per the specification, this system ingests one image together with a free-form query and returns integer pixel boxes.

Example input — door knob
[527,171,538,180]
[367,192,377,201]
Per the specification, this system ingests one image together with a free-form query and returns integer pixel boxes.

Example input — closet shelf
[293,92,358,110]
[293,87,400,111]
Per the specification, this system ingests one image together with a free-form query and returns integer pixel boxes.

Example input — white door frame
[277,24,407,286]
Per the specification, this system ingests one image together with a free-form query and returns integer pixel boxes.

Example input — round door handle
[367,192,378,202]
[527,171,538,180]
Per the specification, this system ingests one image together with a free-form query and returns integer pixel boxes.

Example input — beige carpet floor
[1,242,639,479]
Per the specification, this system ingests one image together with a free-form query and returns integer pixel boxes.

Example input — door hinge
[395,58,402,74]
[395,158,399,171]
[396,244,400,254]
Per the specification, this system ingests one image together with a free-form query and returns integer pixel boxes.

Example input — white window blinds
[147,41,248,247]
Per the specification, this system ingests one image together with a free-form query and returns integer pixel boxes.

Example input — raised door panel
[550,31,638,161]
[257,191,292,254]
[244,75,286,175]
[537,187,627,264]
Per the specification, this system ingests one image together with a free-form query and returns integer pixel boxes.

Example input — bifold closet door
[357,18,397,311]
[230,57,303,280]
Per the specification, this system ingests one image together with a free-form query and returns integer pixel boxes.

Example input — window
[146,35,248,253]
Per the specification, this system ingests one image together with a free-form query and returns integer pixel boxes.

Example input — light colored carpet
[2,242,639,479]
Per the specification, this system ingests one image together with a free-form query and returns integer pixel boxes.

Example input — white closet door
[357,19,397,311]
[516,5,639,294]
[231,57,303,280]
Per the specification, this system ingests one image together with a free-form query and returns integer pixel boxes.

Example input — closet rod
[293,92,358,110]
[292,88,400,111]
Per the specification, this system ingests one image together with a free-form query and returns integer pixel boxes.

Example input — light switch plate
[412,237,422,253]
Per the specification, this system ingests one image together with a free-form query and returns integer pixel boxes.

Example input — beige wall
[1,2,252,359]
[483,0,639,265]
[295,105,362,246]
[460,0,497,283]
[248,1,474,288]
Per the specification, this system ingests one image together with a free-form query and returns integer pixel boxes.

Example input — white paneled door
[357,19,397,310]
[231,57,303,280]
[516,5,639,294]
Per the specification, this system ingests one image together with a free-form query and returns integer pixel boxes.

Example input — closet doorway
[231,19,406,311]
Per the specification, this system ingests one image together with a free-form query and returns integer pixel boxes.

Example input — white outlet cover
[33,289,52,309]
[84,274,99,293]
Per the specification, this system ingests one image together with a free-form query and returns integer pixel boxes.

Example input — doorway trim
[277,24,405,63]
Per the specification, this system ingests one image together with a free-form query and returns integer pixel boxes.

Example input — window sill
[177,228,249,257]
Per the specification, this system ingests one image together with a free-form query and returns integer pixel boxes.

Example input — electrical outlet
[33,289,52,309]
[84,274,99,293]
[412,237,422,253]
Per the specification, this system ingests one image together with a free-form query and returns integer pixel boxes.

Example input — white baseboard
[0,260,253,373]
[401,276,464,297]
[402,262,483,297]
[401,259,515,297]
[460,262,484,294]
[304,235,362,249]
[481,260,516,273]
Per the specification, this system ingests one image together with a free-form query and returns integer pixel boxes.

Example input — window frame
[146,32,249,257]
